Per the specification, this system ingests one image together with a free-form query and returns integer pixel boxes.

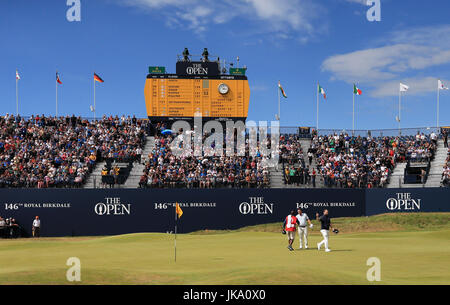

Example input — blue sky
[1,0,450,130]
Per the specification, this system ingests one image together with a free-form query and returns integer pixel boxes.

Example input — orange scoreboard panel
[144,78,250,119]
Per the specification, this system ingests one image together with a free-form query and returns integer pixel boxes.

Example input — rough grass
[192,213,450,235]
[0,213,449,285]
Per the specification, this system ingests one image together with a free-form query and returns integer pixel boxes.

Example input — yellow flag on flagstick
[176,203,183,219]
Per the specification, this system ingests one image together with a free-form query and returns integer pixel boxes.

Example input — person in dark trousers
[0,217,6,238]
[311,169,316,188]
[316,210,333,252]
[8,218,20,238]
[32,216,41,238]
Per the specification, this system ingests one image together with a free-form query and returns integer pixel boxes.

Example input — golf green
[1,213,449,285]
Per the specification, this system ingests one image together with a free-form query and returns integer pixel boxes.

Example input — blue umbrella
[161,129,173,135]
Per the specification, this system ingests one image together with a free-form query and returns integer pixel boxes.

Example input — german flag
[175,203,183,219]
[94,73,104,83]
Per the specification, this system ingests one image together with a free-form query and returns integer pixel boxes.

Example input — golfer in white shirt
[296,209,313,249]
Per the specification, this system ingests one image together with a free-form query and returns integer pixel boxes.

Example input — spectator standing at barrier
[283,210,298,251]
[296,209,313,249]
[421,169,426,184]
[431,132,438,146]
[32,216,41,238]
[316,210,332,252]
[0,217,6,238]
[9,218,20,238]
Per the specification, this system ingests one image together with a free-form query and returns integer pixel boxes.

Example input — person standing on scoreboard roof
[316,209,333,252]
[283,210,298,251]
[296,208,313,249]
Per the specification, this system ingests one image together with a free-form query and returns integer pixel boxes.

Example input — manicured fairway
[0,214,449,285]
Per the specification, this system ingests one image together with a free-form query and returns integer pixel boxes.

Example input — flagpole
[352,90,355,136]
[278,81,281,122]
[56,73,58,118]
[316,82,319,133]
[16,75,18,117]
[398,89,401,136]
[437,80,440,129]
[94,75,96,122]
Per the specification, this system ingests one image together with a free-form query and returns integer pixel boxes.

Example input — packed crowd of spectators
[0,113,445,189]
[307,132,438,188]
[394,132,437,163]
[0,114,147,188]
[139,125,272,189]
[309,134,394,188]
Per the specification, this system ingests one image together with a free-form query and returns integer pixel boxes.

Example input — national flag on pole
[353,84,362,96]
[318,84,326,99]
[438,79,448,90]
[56,72,62,85]
[400,83,409,92]
[175,202,183,219]
[94,73,104,83]
[16,70,20,80]
[278,81,287,98]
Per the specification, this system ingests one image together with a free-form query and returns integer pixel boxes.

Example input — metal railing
[81,173,448,189]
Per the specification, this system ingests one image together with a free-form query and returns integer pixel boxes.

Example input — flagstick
[174,205,177,263]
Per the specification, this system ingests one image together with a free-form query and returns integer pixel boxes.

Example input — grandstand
[1,114,448,189]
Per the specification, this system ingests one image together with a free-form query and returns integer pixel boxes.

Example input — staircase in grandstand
[123,136,156,188]
[426,139,447,187]
[83,161,107,189]
[268,138,323,189]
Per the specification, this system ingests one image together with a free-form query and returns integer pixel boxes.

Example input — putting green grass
[0,213,449,285]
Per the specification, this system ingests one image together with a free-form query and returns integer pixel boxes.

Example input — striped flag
[94,73,104,83]
[56,72,62,85]
[353,84,362,95]
[278,81,287,98]
[318,84,326,99]
[16,70,20,80]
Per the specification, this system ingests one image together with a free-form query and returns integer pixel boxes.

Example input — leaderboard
[144,58,251,121]
[144,77,250,119]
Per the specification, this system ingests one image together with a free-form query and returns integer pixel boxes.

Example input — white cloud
[344,0,367,4]
[321,25,450,97]
[118,0,324,38]
[371,77,449,98]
